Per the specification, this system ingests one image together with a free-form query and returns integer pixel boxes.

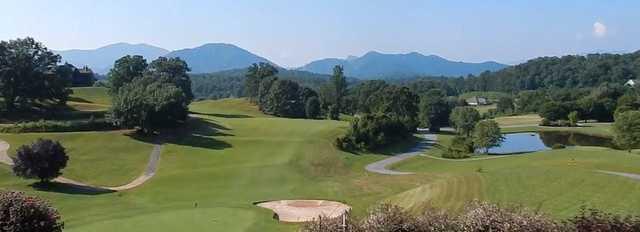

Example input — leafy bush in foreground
[0,191,64,232]
[302,201,640,232]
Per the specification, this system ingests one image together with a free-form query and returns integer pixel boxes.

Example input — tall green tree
[450,107,481,136]
[0,38,69,111]
[110,76,188,134]
[331,65,347,112]
[149,57,193,101]
[107,55,148,94]
[418,89,451,131]
[472,120,504,154]
[266,79,305,118]
[496,96,515,114]
[613,110,640,152]
[245,62,278,102]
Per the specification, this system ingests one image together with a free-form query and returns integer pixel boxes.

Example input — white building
[466,96,488,106]
[625,79,639,87]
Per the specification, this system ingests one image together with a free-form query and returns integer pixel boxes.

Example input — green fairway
[0,98,427,232]
[0,131,153,186]
[0,98,638,231]
[392,147,640,218]
[67,87,111,112]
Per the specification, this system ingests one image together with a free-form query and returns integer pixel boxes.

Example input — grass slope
[0,98,638,231]
[0,98,424,232]
[0,131,153,186]
[393,147,640,218]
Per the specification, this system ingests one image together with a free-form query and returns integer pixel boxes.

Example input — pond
[485,131,615,154]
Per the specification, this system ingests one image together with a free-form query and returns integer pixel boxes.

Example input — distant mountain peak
[166,43,276,73]
[56,43,170,74]
[299,51,508,79]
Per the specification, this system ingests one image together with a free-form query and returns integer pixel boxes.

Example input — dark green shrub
[12,139,68,183]
[0,119,115,133]
[552,144,566,149]
[336,114,411,151]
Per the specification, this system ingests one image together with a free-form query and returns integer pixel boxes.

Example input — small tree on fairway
[568,111,579,127]
[450,107,481,136]
[613,111,640,152]
[12,139,68,183]
[0,191,64,232]
[472,120,504,154]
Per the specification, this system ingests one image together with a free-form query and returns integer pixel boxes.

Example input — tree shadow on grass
[126,117,233,151]
[30,182,115,196]
[189,111,254,119]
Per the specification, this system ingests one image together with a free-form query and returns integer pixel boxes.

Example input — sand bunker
[256,200,351,223]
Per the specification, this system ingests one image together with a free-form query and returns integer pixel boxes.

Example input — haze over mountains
[56,42,508,78]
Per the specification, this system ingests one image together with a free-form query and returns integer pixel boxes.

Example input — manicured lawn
[0,98,638,231]
[392,147,640,218]
[0,98,427,232]
[0,131,153,186]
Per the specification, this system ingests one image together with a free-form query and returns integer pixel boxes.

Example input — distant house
[71,66,95,87]
[625,79,639,87]
[466,96,488,106]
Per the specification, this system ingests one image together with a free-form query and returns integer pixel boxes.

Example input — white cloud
[593,21,607,38]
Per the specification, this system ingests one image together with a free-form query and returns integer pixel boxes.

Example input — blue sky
[1,0,638,67]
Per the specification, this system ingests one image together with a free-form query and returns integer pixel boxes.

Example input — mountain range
[297,51,507,78]
[55,43,508,78]
[56,43,169,74]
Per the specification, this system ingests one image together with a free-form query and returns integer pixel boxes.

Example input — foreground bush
[302,201,640,232]
[568,207,640,232]
[459,201,563,232]
[0,191,64,232]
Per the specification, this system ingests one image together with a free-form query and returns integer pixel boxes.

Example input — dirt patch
[256,200,351,223]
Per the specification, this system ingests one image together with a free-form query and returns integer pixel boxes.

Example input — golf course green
[0,88,639,231]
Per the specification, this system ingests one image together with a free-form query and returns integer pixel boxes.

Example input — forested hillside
[464,52,640,92]
[190,68,346,99]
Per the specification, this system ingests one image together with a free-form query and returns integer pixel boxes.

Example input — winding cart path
[0,139,162,192]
